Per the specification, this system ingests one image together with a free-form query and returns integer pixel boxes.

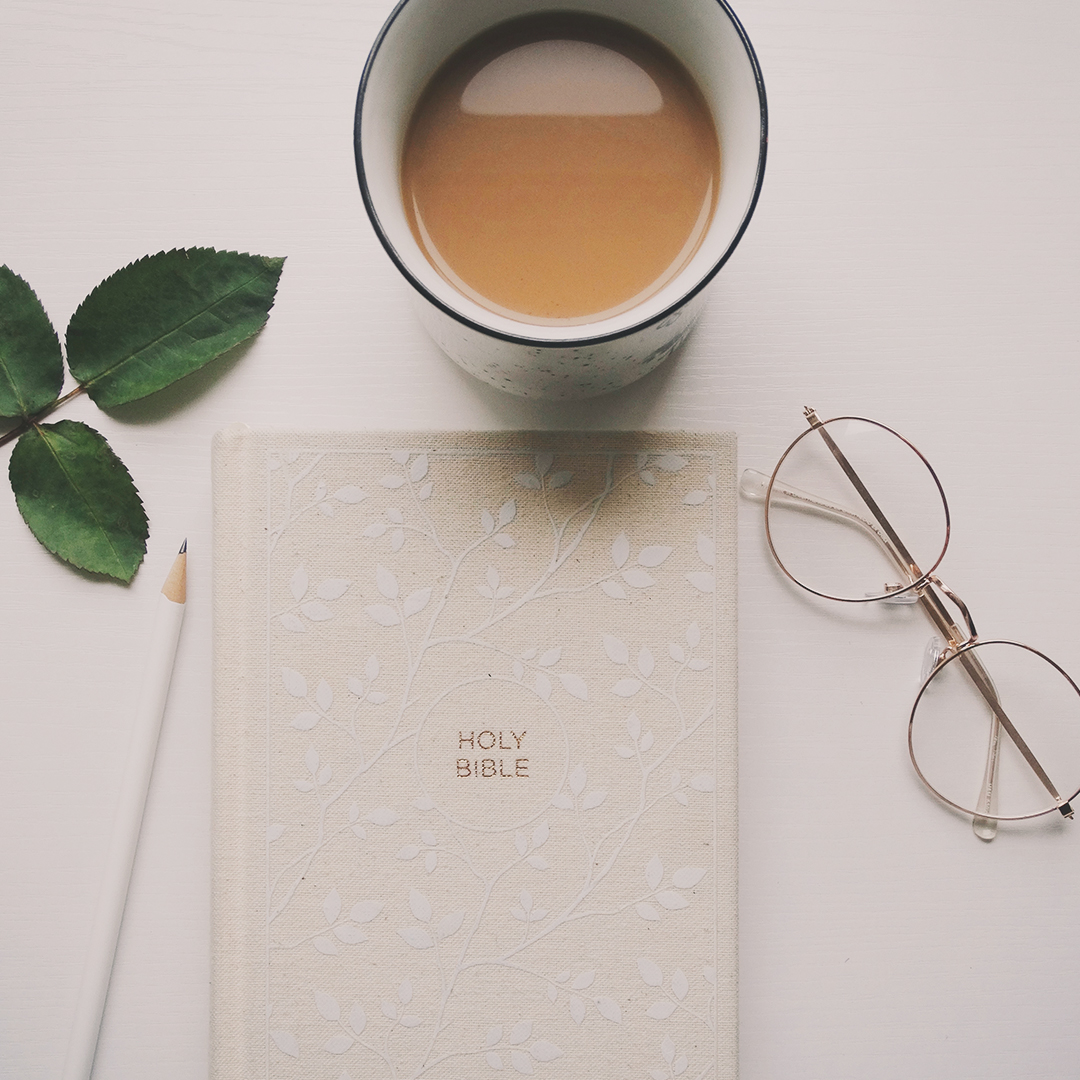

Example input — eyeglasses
[743,408,1080,840]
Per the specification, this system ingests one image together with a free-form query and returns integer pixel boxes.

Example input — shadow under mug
[354,0,767,400]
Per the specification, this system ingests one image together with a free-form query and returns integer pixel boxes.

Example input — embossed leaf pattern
[646,856,664,890]
[282,668,307,697]
[603,634,629,665]
[686,571,715,593]
[366,604,400,627]
[637,545,672,567]
[409,887,432,923]
[595,997,622,1023]
[697,533,715,567]
[318,578,350,600]
[334,925,366,944]
[351,900,383,923]
[323,889,341,924]
[321,1036,356,1054]
[438,910,465,939]
[638,958,663,986]
[376,564,398,599]
[315,991,340,1021]
[398,926,434,949]
[530,1040,563,1061]
[508,1020,532,1044]
[403,588,431,617]
[611,532,630,569]
[654,454,688,473]
[557,672,588,700]
[264,446,720,1072]
[350,1003,367,1035]
[569,764,587,796]
[290,566,308,601]
[637,646,655,679]
[270,1030,299,1058]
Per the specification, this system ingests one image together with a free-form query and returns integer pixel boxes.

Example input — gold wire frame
[758,408,1076,827]
[763,414,951,603]
[909,639,1080,822]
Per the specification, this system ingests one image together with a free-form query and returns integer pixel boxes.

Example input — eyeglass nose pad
[920,635,946,684]
[873,585,919,606]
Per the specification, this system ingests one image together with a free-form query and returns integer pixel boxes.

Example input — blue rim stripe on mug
[354,0,768,350]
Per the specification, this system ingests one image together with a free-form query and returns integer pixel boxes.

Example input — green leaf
[0,265,64,418]
[9,420,148,582]
[66,248,285,408]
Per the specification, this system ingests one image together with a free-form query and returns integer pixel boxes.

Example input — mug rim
[353,0,768,350]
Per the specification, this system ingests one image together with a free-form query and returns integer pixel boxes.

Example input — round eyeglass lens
[764,417,949,602]
[910,640,1080,820]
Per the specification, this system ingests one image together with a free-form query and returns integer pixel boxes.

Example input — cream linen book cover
[212,429,737,1080]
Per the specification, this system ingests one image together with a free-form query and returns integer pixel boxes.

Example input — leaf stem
[0,385,86,449]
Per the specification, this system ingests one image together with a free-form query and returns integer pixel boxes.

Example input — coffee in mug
[355,0,767,399]
[400,13,721,327]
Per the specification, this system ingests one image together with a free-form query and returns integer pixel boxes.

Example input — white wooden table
[3,1,1080,1076]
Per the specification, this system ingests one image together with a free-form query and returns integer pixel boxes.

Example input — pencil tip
[179,539,188,554]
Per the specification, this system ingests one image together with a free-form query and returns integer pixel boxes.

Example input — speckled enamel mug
[354,0,767,400]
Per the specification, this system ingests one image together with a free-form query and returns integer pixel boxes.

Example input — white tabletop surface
[3,1,1080,1077]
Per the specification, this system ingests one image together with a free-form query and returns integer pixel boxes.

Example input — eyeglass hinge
[803,406,822,428]
[1059,801,1074,819]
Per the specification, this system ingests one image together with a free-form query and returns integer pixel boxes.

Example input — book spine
[211,424,268,1080]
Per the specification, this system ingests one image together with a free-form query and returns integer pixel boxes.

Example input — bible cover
[212,429,737,1080]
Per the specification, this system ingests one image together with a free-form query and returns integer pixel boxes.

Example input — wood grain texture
[2,0,1080,1077]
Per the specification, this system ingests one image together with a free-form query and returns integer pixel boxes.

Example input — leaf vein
[79,263,275,390]
[34,424,128,571]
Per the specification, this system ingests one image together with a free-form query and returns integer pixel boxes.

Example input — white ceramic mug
[354,0,767,400]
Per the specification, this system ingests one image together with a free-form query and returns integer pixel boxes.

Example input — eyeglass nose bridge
[917,575,980,681]
[924,574,978,652]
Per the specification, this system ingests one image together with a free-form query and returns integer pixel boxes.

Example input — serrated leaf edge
[10,420,147,581]
[67,248,285,406]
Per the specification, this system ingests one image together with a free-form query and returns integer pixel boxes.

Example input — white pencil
[62,541,188,1080]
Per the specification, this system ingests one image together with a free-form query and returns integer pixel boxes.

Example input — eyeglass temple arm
[804,407,1071,816]
[803,408,922,578]
[742,469,900,556]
